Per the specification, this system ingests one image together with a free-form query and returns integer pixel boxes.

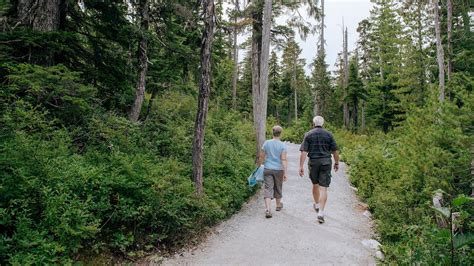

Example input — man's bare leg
[312,184,320,204]
[319,187,328,215]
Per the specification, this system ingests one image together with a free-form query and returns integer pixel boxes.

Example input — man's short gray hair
[272,125,283,137]
[313,116,324,127]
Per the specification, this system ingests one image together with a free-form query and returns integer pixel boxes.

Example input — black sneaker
[317,215,325,224]
[265,210,272,218]
[313,203,319,213]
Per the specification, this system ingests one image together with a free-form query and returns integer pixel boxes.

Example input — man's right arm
[299,134,309,177]
[299,151,307,177]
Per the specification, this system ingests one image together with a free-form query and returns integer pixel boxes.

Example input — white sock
[314,203,320,208]
[318,210,324,216]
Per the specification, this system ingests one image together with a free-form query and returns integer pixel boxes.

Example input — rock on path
[156,143,376,265]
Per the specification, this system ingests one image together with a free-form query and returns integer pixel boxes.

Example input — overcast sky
[292,0,374,74]
[227,0,374,75]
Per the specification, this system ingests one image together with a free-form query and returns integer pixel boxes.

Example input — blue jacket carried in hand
[248,165,264,187]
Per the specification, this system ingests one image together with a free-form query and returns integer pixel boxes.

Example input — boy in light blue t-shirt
[257,125,288,218]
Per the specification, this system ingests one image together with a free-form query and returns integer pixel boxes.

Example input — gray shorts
[263,169,284,199]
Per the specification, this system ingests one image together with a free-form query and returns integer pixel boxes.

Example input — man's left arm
[330,134,339,172]
[299,151,307,177]
[332,150,340,172]
[299,134,309,177]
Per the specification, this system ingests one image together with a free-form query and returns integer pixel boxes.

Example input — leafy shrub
[336,98,474,264]
[2,64,96,126]
[0,71,257,263]
[282,120,311,143]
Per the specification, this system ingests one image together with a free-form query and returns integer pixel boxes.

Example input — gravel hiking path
[157,143,376,265]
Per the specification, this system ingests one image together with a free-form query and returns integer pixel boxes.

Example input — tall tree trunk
[313,93,319,116]
[471,146,474,197]
[343,26,350,129]
[353,97,358,132]
[293,52,297,122]
[251,1,262,159]
[338,58,344,125]
[377,44,389,132]
[320,0,325,55]
[314,0,325,116]
[361,100,366,133]
[287,98,291,125]
[252,0,272,159]
[231,0,240,110]
[433,0,445,102]
[129,0,150,122]
[416,0,426,104]
[192,0,215,196]
[294,90,298,122]
[258,0,272,149]
[447,0,453,82]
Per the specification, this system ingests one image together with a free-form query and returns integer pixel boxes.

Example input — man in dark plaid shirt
[299,116,339,224]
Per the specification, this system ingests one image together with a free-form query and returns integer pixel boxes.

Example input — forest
[0,0,473,264]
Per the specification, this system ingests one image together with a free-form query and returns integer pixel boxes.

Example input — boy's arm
[281,151,288,181]
[257,150,265,166]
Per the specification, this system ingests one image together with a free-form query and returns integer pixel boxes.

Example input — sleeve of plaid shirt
[329,134,338,151]
[300,133,309,152]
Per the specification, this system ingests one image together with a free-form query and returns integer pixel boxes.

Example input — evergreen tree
[345,57,366,132]
[280,37,307,125]
[365,0,404,132]
[129,0,150,122]
[268,50,283,122]
[310,51,332,119]
[310,0,333,121]
[396,0,431,110]
[237,46,254,116]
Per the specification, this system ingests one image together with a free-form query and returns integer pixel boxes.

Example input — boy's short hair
[272,125,283,137]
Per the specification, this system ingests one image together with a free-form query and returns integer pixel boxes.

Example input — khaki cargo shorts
[263,169,284,199]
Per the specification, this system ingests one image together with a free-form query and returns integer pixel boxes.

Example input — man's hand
[299,151,307,177]
[283,174,288,182]
[332,150,340,173]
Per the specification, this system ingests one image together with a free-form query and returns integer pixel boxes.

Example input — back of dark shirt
[299,127,338,159]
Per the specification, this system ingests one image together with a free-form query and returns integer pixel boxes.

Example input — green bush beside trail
[281,93,473,264]
[335,100,474,264]
[0,65,257,264]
